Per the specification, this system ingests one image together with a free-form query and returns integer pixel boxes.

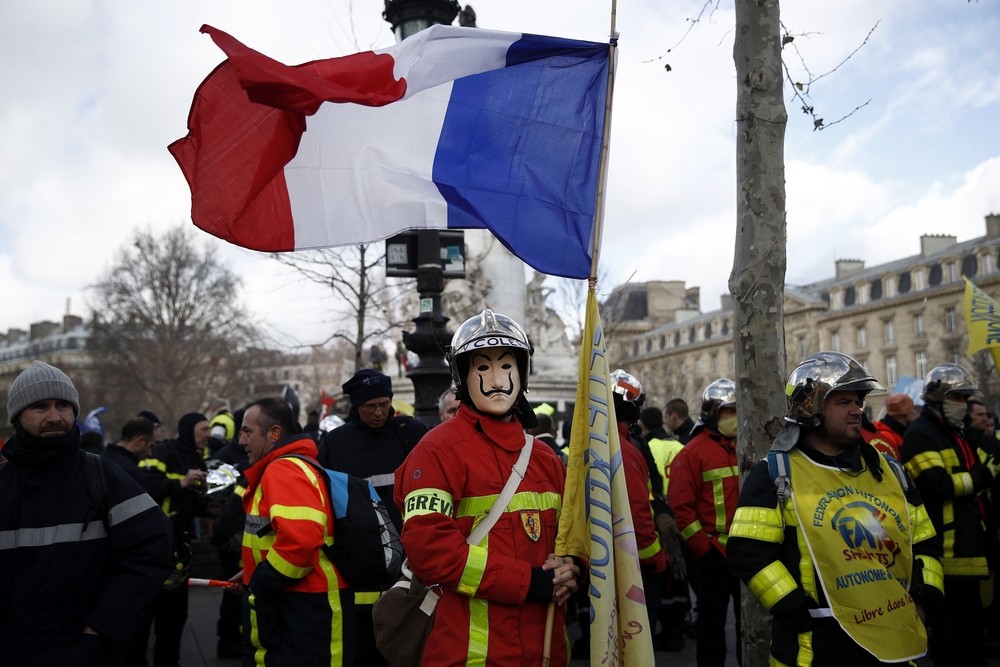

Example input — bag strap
[467,434,533,545]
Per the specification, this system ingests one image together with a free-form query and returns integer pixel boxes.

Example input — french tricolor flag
[169,24,610,279]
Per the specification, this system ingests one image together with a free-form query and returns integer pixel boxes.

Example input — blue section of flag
[432,35,609,279]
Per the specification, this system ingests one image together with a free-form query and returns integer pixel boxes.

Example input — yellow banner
[555,288,655,665]
[963,276,1000,372]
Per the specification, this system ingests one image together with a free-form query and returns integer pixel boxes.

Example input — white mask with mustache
[467,348,521,417]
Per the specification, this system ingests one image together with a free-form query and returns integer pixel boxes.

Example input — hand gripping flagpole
[543,4,619,664]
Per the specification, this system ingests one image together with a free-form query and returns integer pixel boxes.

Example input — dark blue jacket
[0,430,171,665]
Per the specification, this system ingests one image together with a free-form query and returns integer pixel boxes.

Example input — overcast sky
[2,0,998,347]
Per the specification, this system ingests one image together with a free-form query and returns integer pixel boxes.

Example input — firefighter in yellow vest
[728,352,944,666]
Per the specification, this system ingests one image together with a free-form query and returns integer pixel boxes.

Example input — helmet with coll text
[785,352,884,427]
[921,363,978,405]
[446,309,533,400]
[700,378,737,429]
[610,369,645,423]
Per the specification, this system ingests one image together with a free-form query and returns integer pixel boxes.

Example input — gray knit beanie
[7,361,80,422]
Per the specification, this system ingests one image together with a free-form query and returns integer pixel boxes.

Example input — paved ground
[172,541,995,666]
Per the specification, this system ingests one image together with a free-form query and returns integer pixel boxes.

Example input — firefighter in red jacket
[667,378,742,667]
[394,309,581,666]
[238,397,351,666]
[610,370,668,630]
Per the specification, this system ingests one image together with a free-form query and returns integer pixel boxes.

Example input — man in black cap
[0,361,171,666]
[139,412,210,667]
[317,368,429,666]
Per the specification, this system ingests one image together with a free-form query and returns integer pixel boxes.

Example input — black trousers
[140,584,188,667]
[689,549,741,667]
[931,575,986,667]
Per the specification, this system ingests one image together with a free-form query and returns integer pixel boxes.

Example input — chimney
[62,314,83,333]
[720,294,733,312]
[920,234,957,258]
[835,259,865,281]
[6,328,26,345]
[684,286,701,310]
[986,213,1000,239]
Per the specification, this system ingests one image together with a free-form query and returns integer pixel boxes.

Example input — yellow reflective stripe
[909,503,937,544]
[266,548,312,579]
[456,490,561,518]
[269,503,327,526]
[467,596,489,666]
[402,487,456,521]
[248,593,265,665]
[797,630,814,666]
[905,450,944,479]
[702,466,739,481]
[942,555,990,576]
[457,544,488,596]
[139,458,167,473]
[235,483,247,497]
[941,448,960,468]
[354,591,380,605]
[748,561,797,609]
[917,555,944,594]
[731,506,784,543]
[317,551,346,666]
[795,514,816,600]
[952,471,975,496]
[638,539,664,560]
[243,532,274,551]
[282,457,328,507]
[681,520,703,540]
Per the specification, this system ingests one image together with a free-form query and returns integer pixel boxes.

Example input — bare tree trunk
[732,1,788,664]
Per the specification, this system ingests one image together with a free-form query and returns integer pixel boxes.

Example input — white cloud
[1,0,998,346]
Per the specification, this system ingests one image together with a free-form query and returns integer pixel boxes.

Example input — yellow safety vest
[789,449,927,662]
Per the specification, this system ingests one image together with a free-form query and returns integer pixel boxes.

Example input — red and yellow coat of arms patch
[520,510,541,542]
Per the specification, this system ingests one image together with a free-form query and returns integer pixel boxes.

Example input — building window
[944,261,959,283]
[886,356,898,386]
[729,351,735,370]
[659,336,666,350]
[830,330,841,352]
[856,324,867,350]
[884,276,897,298]
[830,290,844,310]
[711,354,718,373]
[913,313,925,338]
[883,319,895,344]
[681,329,689,345]
[913,269,927,290]
[949,346,961,365]
[798,336,808,358]
[983,252,996,275]
[857,283,870,305]
[916,351,928,378]
[945,307,958,333]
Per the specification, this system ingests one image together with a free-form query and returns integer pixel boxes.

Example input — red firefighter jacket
[617,423,668,572]
[394,405,569,666]
[242,436,348,665]
[667,427,740,559]
[865,420,904,460]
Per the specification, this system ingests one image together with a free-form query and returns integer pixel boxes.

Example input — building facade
[608,214,1000,418]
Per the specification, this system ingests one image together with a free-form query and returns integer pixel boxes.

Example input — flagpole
[588,0,619,284]
[543,6,620,663]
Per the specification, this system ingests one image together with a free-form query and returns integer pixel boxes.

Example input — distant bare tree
[88,225,257,434]
[271,244,415,373]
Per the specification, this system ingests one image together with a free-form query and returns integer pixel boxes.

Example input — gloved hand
[655,513,687,581]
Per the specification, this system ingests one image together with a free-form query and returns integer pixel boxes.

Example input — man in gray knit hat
[0,361,172,666]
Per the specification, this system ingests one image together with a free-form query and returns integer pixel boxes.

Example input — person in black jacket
[0,361,171,667]
[317,368,429,666]
[138,412,210,667]
[103,416,157,486]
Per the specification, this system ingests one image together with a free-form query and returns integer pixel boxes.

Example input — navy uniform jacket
[0,430,172,665]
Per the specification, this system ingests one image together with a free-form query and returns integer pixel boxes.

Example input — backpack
[264,453,404,591]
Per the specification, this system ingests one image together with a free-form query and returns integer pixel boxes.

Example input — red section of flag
[168,25,406,251]
[201,25,406,113]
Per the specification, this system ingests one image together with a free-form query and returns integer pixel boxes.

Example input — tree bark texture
[731,0,788,664]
